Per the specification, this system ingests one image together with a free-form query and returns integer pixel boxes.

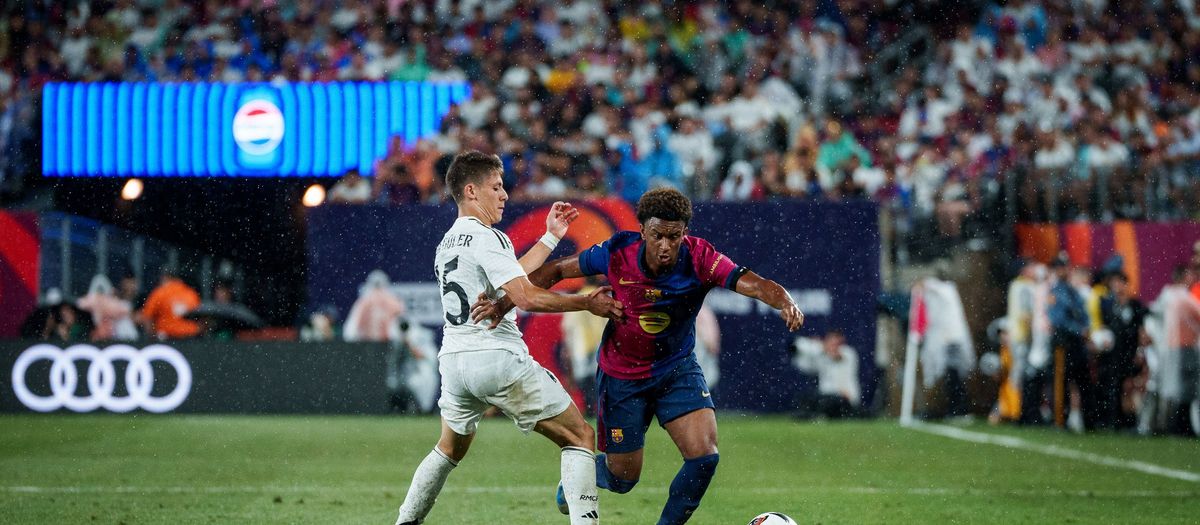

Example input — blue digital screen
[42,81,470,177]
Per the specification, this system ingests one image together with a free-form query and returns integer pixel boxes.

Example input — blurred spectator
[1153,266,1200,435]
[343,270,405,342]
[328,169,372,204]
[716,160,764,201]
[561,277,608,416]
[1046,258,1097,431]
[909,272,975,419]
[387,315,439,414]
[1097,271,1148,430]
[77,274,138,341]
[138,269,201,340]
[693,304,722,390]
[791,330,860,419]
[117,272,146,310]
[301,305,340,343]
[19,288,92,342]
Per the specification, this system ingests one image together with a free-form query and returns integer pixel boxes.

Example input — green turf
[1,414,1197,524]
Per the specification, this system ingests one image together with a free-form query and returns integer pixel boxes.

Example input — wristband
[539,232,561,251]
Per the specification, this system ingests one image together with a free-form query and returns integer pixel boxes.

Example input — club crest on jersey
[644,288,664,303]
[638,312,671,334]
[611,428,624,444]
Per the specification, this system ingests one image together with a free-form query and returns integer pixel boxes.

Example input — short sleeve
[578,237,615,276]
[691,238,744,290]
[478,230,526,289]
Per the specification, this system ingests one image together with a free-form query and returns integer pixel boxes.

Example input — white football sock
[561,446,599,524]
[395,447,458,525]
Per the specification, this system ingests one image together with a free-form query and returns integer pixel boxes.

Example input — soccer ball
[748,512,797,525]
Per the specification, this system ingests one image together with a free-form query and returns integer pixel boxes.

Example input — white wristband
[539,232,560,251]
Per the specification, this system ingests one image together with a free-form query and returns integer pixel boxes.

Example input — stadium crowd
[5,0,1200,236]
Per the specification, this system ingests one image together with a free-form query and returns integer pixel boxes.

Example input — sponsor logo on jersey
[618,277,638,285]
[638,311,670,334]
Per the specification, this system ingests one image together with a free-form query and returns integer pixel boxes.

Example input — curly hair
[445,150,503,203]
[636,188,693,225]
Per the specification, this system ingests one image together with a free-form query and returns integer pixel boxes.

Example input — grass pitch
[1,414,1197,524]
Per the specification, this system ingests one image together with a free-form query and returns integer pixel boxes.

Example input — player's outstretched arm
[734,270,805,331]
[500,276,623,319]
[471,255,587,327]
[516,201,579,274]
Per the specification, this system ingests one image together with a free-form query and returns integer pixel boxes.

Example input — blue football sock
[657,453,719,525]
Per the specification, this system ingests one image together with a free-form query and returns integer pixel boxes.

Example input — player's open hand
[470,293,504,329]
[781,302,805,332]
[586,286,624,321]
[545,201,579,240]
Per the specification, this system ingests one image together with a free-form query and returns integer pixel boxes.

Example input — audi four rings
[10,344,192,413]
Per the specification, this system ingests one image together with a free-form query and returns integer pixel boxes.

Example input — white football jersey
[434,216,527,355]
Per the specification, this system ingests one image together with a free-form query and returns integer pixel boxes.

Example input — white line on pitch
[3,485,1197,498]
[906,422,1200,483]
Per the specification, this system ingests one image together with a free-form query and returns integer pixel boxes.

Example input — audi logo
[11,344,192,413]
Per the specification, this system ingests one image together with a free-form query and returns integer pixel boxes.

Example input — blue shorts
[596,354,715,454]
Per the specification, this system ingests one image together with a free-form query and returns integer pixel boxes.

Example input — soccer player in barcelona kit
[472,188,805,524]
[393,151,624,525]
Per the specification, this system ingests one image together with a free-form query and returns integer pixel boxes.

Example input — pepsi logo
[232,100,284,155]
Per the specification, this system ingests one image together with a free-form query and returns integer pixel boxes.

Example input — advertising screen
[41,81,469,177]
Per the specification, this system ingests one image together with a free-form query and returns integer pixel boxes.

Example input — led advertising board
[42,81,469,177]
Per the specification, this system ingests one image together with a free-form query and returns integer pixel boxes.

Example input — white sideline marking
[3,485,1197,498]
[908,422,1200,483]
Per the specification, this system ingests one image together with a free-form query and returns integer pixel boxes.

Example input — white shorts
[438,350,573,435]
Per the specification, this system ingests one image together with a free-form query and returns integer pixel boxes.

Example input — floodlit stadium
[2,1,1199,524]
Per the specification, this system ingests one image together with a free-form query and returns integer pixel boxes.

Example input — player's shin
[561,446,600,524]
[395,448,458,525]
[657,453,719,525]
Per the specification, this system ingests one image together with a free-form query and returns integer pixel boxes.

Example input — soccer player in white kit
[395,151,623,525]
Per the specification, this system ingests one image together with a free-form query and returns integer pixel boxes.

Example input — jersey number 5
[439,256,469,325]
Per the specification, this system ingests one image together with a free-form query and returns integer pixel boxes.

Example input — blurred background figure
[185,279,263,340]
[693,304,722,391]
[328,169,372,204]
[301,305,340,342]
[386,314,438,414]
[791,330,860,420]
[560,275,607,416]
[1152,265,1200,435]
[1097,271,1147,431]
[1003,260,1044,423]
[137,268,201,340]
[343,270,404,342]
[19,288,91,342]
[1047,258,1096,432]
[76,274,137,341]
[909,271,975,419]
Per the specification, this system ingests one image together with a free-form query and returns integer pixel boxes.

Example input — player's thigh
[662,407,718,459]
[437,353,492,437]
[596,370,654,456]
[485,352,573,435]
[657,354,720,457]
[656,355,718,458]
[534,401,594,449]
